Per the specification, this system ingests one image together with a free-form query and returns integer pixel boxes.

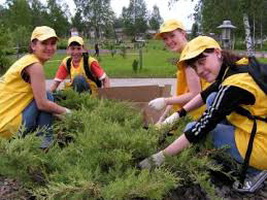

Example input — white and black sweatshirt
[184,65,255,143]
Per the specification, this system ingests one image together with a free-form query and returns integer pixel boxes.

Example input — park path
[46,78,176,95]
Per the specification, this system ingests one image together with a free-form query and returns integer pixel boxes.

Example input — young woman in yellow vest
[49,36,110,95]
[139,36,267,192]
[0,26,71,149]
[148,19,210,125]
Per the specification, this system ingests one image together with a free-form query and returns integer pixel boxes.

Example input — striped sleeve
[184,85,255,143]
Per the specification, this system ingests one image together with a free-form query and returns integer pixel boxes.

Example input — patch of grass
[44,40,178,79]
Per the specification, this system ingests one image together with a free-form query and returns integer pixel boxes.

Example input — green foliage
[0,25,12,73]
[119,43,127,59]
[0,90,238,199]
[44,39,178,78]
[132,59,139,73]
[149,5,163,31]
[102,168,179,200]
[57,38,68,50]
[121,0,148,36]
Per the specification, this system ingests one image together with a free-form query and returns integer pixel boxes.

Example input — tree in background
[191,22,199,39]
[71,8,87,36]
[29,0,48,27]
[0,0,71,49]
[46,0,70,37]
[5,0,32,29]
[3,0,32,53]
[169,0,267,53]
[0,24,12,72]
[74,0,115,40]
[121,0,148,37]
[149,5,163,31]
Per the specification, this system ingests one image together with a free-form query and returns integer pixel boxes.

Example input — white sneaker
[233,171,267,193]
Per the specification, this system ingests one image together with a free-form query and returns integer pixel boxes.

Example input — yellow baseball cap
[154,19,185,39]
[31,26,58,41]
[68,36,84,46]
[179,36,221,64]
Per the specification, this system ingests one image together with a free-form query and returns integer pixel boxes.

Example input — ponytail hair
[221,50,243,67]
[28,39,38,53]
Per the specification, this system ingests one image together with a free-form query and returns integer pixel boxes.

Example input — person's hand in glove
[138,151,165,170]
[53,108,72,120]
[148,97,167,110]
[162,112,180,126]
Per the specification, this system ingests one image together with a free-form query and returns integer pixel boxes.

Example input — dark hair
[185,48,243,68]
[221,50,243,67]
[28,39,38,53]
[68,41,82,47]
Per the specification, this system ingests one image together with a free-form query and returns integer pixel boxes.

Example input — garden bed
[1,90,267,200]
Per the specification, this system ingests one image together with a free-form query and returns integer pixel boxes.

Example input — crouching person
[139,36,267,193]
[0,26,71,149]
[49,36,110,95]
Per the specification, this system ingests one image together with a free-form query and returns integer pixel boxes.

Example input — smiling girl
[139,36,267,193]
[0,26,71,149]
[148,19,209,125]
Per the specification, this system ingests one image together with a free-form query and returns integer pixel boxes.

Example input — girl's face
[192,49,222,83]
[31,37,57,63]
[67,45,84,63]
[161,29,187,53]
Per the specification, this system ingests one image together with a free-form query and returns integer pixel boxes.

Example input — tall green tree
[169,0,267,53]
[74,0,115,40]
[149,5,163,31]
[29,0,49,27]
[5,0,32,29]
[4,0,32,52]
[71,8,87,35]
[121,0,148,37]
[46,0,70,37]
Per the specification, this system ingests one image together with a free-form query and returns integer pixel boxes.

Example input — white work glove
[148,97,166,110]
[138,151,165,170]
[64,108,72,114]
[162,112,180,126]
[53,108,72,120]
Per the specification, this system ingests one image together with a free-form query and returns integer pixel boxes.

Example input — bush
[0,26,12,74]
[132,59,139,73]
[57,38,68,50]
[0,90,238,199]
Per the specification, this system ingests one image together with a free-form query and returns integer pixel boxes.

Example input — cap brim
[179,49,204,64]
[37,34,58,41]
[154,27,179,40]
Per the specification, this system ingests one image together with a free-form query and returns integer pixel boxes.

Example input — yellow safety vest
[223,59,267,170]
[0,54,39,138]
[62,56,98,95]
[173,62,210,119]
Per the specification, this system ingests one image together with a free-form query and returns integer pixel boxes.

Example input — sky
[110,0,197,30]
[0,0,197,30]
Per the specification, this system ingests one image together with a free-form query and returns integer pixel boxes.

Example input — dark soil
[0,176,30,200]
[1,176,267,200]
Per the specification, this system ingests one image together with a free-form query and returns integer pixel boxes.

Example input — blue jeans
[72,75,91,93]
[184,92,261,175]
[22,92,54,149]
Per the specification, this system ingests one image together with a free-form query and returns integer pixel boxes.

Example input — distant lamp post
[217,20,236,49]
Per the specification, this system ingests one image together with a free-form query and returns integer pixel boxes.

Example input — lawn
[2,39,267,79]
[44,40,179,79]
